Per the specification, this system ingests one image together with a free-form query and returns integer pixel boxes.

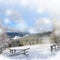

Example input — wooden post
[0,47,2,54]
[50,45,53,52]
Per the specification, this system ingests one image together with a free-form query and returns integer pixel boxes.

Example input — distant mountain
[6,31,52,38]
[34,31,52,37]
[6,32,30,38]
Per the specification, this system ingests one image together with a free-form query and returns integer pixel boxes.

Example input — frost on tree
[0,25,9,53]
[52,18,60,46]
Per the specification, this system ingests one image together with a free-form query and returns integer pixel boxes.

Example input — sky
[0,0,60,33]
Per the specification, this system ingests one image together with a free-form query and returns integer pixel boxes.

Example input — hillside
[9,31,54,47]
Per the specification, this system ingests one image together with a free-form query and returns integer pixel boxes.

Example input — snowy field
[0,44,60,60]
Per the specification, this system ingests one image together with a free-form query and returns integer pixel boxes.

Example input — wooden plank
[8,47,30,56]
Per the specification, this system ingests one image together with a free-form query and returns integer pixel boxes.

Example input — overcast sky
[0,0,60,33]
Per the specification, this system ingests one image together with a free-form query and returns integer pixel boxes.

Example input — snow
[12,36,22,40]
[0,44,60,60]
[9,46,29,50]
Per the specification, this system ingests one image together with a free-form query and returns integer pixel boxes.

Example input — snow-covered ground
[0,44,60,60]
